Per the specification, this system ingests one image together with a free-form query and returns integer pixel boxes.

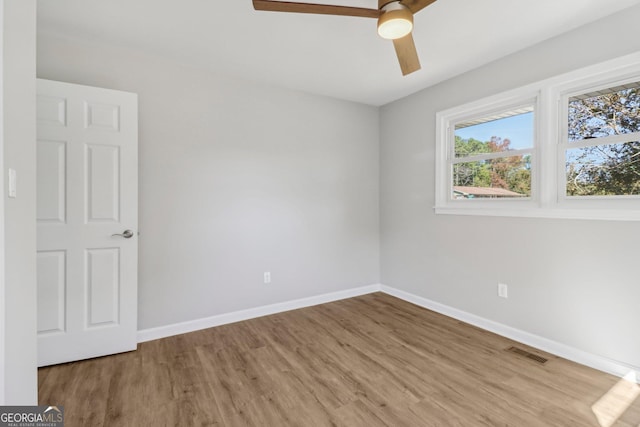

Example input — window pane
[452,155,531,199]
[454,111,534,158]
[568,83,640,141]
[566,141,640,196]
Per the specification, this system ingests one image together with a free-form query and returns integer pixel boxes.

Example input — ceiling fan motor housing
[377,1,414,40]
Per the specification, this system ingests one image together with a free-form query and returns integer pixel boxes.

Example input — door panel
[85,144,120,222]
[36,140,66,223]
[36,251,66,334]
[84,102,120,131]
[36,95,66,127]
[86,248,120,327]
[37,79,138,366]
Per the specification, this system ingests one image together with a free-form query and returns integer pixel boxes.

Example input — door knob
[112,229,134,239]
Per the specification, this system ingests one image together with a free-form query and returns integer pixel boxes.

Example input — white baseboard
[381,285,640,382]
[137,282,639,383]
[137,284,381,343]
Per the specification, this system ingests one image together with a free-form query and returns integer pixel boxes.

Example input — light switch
[8,169,16,198]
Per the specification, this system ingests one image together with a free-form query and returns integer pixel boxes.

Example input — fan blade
[253,1,380,18]
[399,0,437,14]
[392,33,421,75]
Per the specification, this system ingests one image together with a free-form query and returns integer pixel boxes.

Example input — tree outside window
[566,83,640,196]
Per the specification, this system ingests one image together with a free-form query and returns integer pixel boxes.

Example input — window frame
[435,52,640,221]
[557,75,640,210]
[437,93,541,212]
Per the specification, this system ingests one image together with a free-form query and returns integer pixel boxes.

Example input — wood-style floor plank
[38,293,640,426]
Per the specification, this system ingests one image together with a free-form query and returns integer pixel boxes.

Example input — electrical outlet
[498,283,508,299]
[263,272,271,284]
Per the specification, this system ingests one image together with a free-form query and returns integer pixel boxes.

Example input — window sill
[434,206,640,221]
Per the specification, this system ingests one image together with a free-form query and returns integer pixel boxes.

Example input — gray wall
[2,0,37,404]
[37,4,640,372]
[37,35,380,330]
[380,5,640,369]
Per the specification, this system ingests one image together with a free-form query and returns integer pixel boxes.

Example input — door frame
[0,1,6,404]
[1,0,38,405]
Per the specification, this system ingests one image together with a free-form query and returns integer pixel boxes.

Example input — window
[435,52,640,220]
[435,91,541,214]
[452,104,534,200]
[562,81,640,198]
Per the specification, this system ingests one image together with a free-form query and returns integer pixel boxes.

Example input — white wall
[2,0,37,404]
[380,5,640,370]
[37,35,380,330]
[0,0,5,404]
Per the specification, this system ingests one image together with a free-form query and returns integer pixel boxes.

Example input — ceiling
[37,0,640,106]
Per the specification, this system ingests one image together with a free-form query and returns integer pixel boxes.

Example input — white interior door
[36,79,138,367]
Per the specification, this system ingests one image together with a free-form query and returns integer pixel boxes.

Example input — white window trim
[435,51,640,221]
[436,92,541,212]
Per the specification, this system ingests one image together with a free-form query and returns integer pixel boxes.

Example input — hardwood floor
[39,293,640,426]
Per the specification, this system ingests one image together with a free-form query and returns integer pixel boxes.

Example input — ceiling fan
[252,0,437,76]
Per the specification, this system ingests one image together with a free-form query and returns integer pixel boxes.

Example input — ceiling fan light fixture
[377,2,413,40]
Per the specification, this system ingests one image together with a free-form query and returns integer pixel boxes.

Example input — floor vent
[506,346,548,364]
